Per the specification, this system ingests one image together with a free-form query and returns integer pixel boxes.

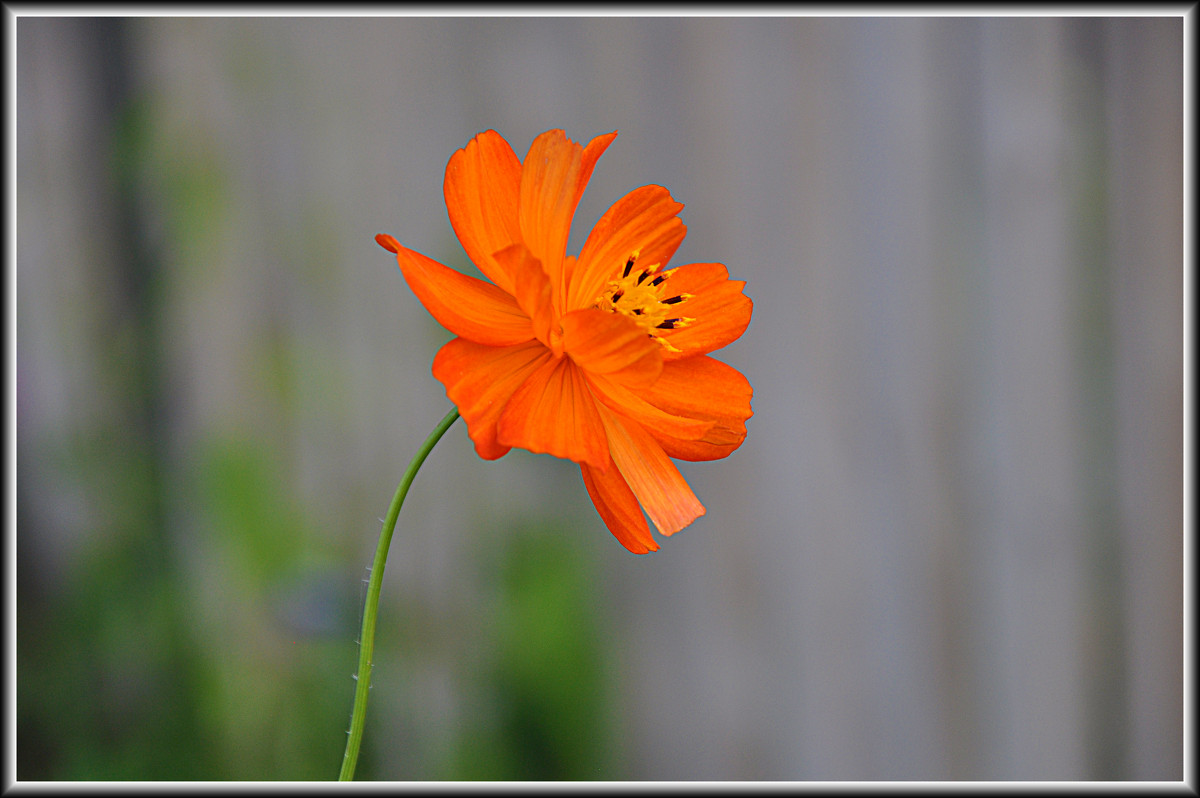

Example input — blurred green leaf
[439,523,617,780]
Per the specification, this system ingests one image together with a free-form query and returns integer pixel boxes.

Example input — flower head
[378,129,752,553]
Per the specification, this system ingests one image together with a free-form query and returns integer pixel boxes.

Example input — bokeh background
[14,14,1185,781]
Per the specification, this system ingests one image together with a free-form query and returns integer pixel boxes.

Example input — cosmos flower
[377,129,752,553]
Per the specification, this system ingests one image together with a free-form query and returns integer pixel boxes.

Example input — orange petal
[494,243,555,353]
[656,262,752,360]
[568,184,687,311]
[375,232,403,253]
[586,371,714,443]
[596,403,705,537]
[561,308,663,389]
[432,338,552,460]
[443,130,524,295]
[378,234,534,346]
[496,357,610,469]
[519,129,617,311]
[640,356,754,461]
[580,463,658,554]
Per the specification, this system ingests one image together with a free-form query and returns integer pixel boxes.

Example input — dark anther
[662,295,684,305]
[656,318,682,329]
[623,255,637,278]
[636,270,651,285]
[632,308,644,315]
[650,275,667,286]
[611,290,624,303]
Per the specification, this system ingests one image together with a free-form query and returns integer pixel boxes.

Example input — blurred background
[14,14,1185,782]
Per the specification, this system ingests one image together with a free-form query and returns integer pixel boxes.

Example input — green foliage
[438,524,617,780]
[18,425,218,780]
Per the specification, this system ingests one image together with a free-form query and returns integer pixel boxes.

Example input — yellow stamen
[594,251,694,351]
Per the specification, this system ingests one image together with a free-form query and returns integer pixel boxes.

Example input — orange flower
[377,129,752,553]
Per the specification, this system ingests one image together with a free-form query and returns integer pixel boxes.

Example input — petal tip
[627,540,660,555]
[375,233,401,254]
[659,503,705,537]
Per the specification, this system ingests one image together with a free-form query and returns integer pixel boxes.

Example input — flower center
[593,251,694,351]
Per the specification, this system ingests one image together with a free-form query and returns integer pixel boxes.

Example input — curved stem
[339,407,460,781]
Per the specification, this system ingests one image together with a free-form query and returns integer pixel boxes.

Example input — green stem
[339,406,460,781]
